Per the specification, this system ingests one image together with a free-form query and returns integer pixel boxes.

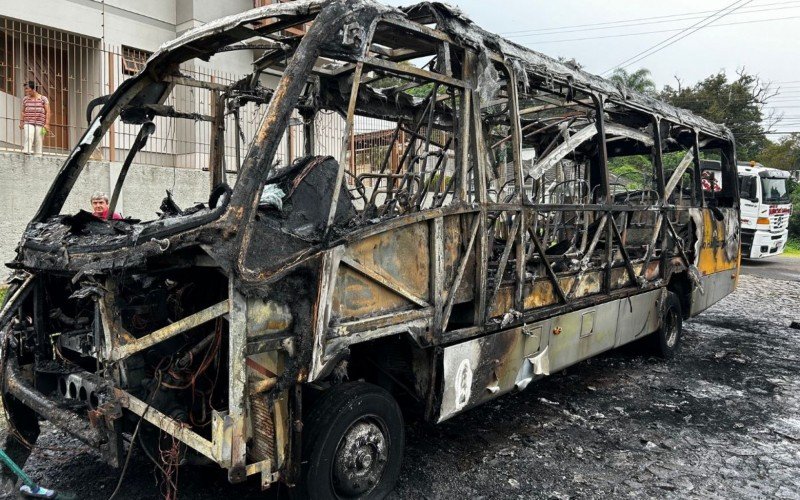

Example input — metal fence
[0,16,451,182]
[0,16,306,171]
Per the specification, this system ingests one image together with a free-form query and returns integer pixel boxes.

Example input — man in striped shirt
[18,81,50,157]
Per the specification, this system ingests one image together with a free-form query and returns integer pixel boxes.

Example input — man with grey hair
[90,191,122,220]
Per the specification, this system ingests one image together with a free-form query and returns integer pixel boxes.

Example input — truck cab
[737,162,791,259]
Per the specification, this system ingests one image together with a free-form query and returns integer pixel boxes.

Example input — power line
[507,2,800,39]
[737,131,800,135]
[500,0,800,35]
[516,15,800,45]
[603,0,755,75]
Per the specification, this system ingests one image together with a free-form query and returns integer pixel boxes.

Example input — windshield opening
[760,177,789,204]
[42,3,325,224]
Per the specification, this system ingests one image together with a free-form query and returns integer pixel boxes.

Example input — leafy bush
[789,179,800,238]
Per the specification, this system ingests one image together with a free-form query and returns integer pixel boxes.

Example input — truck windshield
[761,177,789,204]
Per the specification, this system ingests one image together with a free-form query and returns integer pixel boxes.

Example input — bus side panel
[690,267,738,316]
[614,289,663,348]
[547,299,618,373]
[696,208,740,275]
[437,296,640,422]
[437,318,559,422]
[691,207,740,316]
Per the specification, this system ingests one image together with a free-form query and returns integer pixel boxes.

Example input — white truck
[737,162,792,258]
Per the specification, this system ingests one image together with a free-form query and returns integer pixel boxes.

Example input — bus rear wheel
[652,291,683,359]
[300,382,404,499]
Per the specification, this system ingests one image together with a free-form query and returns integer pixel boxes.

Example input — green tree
[660,70,774,161]
[756,133,800,171]
[609,68,657,95]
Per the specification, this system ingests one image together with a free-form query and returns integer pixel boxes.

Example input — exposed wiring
[107,365,164,500]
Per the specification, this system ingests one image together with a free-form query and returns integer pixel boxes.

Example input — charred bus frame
[0,1,740,497]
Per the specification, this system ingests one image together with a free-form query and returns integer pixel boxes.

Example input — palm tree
[609,68,657,95]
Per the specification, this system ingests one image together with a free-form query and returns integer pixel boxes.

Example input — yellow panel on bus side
[696,208,739,275]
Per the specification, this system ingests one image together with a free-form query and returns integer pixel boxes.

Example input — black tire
[299,382,404,500]
[651,291,683,359]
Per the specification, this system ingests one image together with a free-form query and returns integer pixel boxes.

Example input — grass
[0,286,6,305]
[786,238,800,257]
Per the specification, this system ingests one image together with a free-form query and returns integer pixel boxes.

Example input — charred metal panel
[437,321,548,422]
[697,208,740,275]
[332,266,416,320]
[444,214,474,305]
[331,221,434,322]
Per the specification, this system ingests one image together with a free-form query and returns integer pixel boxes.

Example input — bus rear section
[738,162,791,258]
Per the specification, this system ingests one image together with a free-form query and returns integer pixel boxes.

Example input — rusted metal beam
[529,231,568,303]
[210,90,226,189]
[326,62,364,233]
[116,388,214,460]
[664,150,695,201]
[610,216,638,285]
[528,124,597,181]
[441,213,481,330]
[331,308,433,339]
[163,75,230,92]
[108,301,228,361]
[131,104,213,122]
[378,17,456,45]
[487,214,521,310]
[638,214,664,278]
[227,287,248,483]
[4,358,105,448]
[568,214,607,299]
[665,217,693,268]
[340,256,430,308]
[0,275,34,328]
[430,217,445,338]
[362,56,469,90]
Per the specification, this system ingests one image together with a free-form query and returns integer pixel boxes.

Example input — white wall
[0,93,21,148]
[2,1,104,39]
[0,151,218,270]
[2,0,254,54]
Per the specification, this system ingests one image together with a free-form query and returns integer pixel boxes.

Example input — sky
[383,0,800,135]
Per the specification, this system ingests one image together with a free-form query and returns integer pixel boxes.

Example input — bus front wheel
[300,382,404,499]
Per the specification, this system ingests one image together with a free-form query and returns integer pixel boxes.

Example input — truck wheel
[300,382,404,499]
[652,291,682,359]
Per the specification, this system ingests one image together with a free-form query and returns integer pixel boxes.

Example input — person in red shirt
[19,81,50,157]
[90,192,122,220]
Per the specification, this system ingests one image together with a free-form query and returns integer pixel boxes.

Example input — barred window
[0,33,13,94]
[121,46,151,76]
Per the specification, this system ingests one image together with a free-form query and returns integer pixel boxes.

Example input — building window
[0,30,13,94]
[121,46,151,76]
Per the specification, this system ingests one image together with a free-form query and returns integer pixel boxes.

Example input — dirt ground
[4,271,800,499]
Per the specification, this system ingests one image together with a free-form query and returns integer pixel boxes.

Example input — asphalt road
[741,254,800,282]
[5,272,800,499]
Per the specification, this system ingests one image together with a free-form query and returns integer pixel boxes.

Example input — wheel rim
[665,308,678,348]
[331,417,389,498]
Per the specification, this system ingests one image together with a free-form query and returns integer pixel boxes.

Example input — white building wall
[0,151,221,268]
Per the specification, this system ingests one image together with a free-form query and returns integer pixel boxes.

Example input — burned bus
[0,1,740,497]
